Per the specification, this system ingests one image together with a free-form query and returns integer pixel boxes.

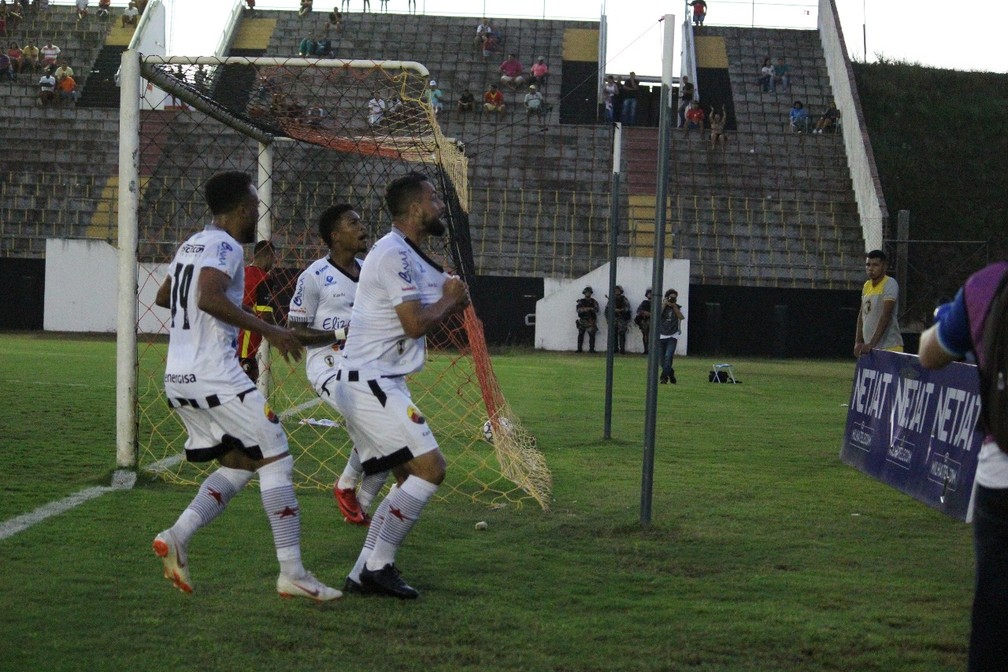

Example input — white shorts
[173,389,289,463]
[331,371,439,475]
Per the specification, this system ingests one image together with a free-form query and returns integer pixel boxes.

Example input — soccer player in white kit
[151,171,341,601]
[333,172,470,599]
[286,204,390,528]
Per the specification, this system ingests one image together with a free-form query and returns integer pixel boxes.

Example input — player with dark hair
[332,171,470,599]
[287,203,390,528]
[855,249,903,356]
[237,239,278,383]
[151,170,340,601]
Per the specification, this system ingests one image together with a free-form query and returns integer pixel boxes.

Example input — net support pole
[255,140,274,397]
[603,121,622,439]
[116,49,141,469]
[641,15,676,526]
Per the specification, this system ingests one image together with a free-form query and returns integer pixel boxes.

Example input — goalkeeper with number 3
[287,203,390,526]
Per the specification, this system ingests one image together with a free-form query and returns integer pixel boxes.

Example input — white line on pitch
[0,470,136,541]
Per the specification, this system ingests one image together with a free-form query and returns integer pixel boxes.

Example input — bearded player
[151,171,341,601]
[333,172,470,599]
[286,204,390,527]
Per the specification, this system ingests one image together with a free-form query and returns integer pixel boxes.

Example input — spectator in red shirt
[483,84,504,114]
[498,53,525,91]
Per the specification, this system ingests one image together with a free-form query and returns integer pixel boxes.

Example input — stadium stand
[0,9,865,292]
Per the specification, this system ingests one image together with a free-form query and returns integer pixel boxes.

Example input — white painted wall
[535,258,690,353]
[44,239,168,334]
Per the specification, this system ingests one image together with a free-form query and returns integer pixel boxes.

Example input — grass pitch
[0,334,972,671]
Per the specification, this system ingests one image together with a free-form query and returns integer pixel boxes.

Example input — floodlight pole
[603,121,622,439]
[641,14,676,526]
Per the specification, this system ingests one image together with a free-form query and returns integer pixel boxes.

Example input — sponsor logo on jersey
[264,403,279,424]
[291,278,305,307]
[406,405,426,424]
[217,241,233,266]
[164,373,198,384]
[397,249,413,284]
[181,243,205,255]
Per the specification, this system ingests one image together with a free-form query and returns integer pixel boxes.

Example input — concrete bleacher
[0,9,867,292]
[622,26,863,289]
[230,9,615,278]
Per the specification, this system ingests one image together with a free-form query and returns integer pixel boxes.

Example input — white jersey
[163,225,253,406]
[340,228,448,377]
[287,256,361,388]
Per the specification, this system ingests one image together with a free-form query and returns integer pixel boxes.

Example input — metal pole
[641,14,676,526]
[116,49,141,470]
[603,122,622,439]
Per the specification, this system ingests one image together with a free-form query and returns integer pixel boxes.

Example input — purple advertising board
[840,349,983,522]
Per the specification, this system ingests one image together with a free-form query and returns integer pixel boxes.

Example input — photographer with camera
[575,286,600,353]
[658,289,685,383]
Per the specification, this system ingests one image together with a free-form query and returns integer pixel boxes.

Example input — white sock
[365,476,438,570]
[336,448,363,491]
[357,470,389,512]
[349,486,394,582]
[171,467,252,545]
[258,456,305,579]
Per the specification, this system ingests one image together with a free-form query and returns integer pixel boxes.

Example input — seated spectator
[40,40,60,68]
[97,0,110,19]
[367,91,385,126]
[38,66,56,106]
[20,40,38,74]
[473,18,488,50]
[523,84,544,123]
[7,41,21,75]
[53,59,73,82]
[499,53,525,91]
[789,100,809,133]
[683,99,705,135]
[385,95,402,121]
[483,84,504,114]
[772,57,790,93]
[299,0,312,17]
[298,35,314,56]
[312,37,332,57]
[813,101,840,134]
[758,57,772,92]
[0,51,13,83]
[326,6,341,33]
[530,56,549,88]
[8,1,22,30]
[456,89,474,114]
[425,79,443,116]
[75,0,88,22]
[57,72,77,106]
[121,1,138,28]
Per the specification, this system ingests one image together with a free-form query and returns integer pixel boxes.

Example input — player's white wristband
[334,328,346,342]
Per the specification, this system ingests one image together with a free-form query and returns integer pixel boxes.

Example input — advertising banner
[840,350,983,521]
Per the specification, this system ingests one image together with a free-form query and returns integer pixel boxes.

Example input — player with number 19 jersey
[163,226,255,403]
[287,257,362,390]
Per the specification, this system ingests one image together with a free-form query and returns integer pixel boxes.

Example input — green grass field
[0,334,973,671]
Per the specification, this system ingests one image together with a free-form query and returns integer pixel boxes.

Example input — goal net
[116,53,551,510]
